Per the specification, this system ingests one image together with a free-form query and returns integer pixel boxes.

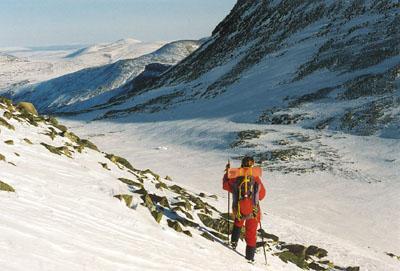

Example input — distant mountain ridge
[7,40,202,113]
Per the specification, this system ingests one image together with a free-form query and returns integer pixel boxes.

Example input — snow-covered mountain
[0,39,166,93]
[64,38,165,64]
[96,0,399,139]
[6,40,201,113]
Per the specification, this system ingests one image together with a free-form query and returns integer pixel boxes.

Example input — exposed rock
[386,252,400,261]
[139,169,160,180]
[258,228,279,242]
[45,127,57,140]
[169,184,186,194]
[167,219,183,233]
[118,177,143,188]
[155,181,168,190]
[340,97,397,136]
[4,140,14,145]
[60,131,80,143]
[3,111,12,120]
[0,117,15,130]
[46,117,68,132]
[0,180,15,192]
[23,138,33,144]
[40,143,72,158]
[230,130,264,148]
[151,210,163,223]
[105,153,135,171]
[114,194,133,207]
[99,162,110,170]
[306,245,328,259]
[171,201,192,211]
[16,102,38,116]
[197,214,231,235]
[289,87,335,107]
[201,232,215,241]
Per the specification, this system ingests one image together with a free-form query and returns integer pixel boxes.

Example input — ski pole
[227,158,231,243]
[228,190,230,242]
[259,221,268,265]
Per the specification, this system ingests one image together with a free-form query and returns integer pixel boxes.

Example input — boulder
[17,102,38,116]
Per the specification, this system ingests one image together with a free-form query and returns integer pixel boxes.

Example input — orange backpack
[228,167,262,219]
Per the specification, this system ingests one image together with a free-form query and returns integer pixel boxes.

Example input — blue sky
[0,0,236,47]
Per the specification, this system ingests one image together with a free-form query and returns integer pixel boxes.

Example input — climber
[223,156,266,262]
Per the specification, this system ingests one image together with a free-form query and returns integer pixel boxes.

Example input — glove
[225,161,231,173]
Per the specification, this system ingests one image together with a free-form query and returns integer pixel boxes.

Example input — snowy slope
[6,40,201,114]
[2,97,374,270]
[0,39,165,92]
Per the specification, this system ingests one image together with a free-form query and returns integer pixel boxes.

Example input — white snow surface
[62,116,400,271]
[0,104,303,271]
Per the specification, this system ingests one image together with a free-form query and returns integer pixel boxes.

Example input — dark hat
[241,156,255,167]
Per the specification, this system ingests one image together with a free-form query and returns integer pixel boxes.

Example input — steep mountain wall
[102,0,399,138]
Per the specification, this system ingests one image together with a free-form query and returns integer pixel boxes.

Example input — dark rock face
[147,0,399,92]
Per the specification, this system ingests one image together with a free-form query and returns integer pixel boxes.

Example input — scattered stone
[201,232,215,241]
[167,219,183,233]
[171,201,192,211]
[60,131,80,143]
[230,130,263,148]
[78,139,99,152]
[99,162,110,170]
[197,213,231,235]
[151,210,163,223]
[47,117,68,132]
[40,143,72,158]
[4,140,14,145]
[0,117,15,130]
[169,184,186,195]
[165,175,173,181]
[386,252,400,261]
[3,111,12,120]
[275,250,308,269]
[139,169,160,180]
[114,194,133,207]
[155,181,168,190]
[306,245,328,259]
[209,194,218,200]
[258,228,279,242]
[118,177,143,188]
[0,180,15,192]
[105,153,135,171]
[45,127,57,140]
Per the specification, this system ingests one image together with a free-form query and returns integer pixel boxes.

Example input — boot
[245,245,256,262]
[230,225,241,249]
